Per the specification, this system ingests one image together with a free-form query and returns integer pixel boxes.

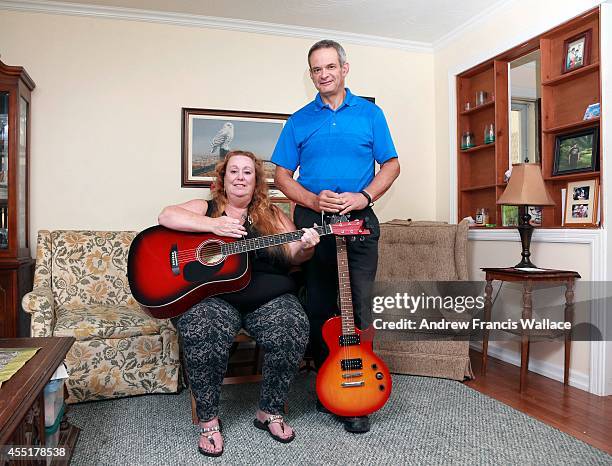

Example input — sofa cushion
[53,304,162,340]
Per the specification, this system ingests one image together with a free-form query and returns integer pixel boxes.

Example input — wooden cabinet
[0,60,35,337]
[457,7,602,228]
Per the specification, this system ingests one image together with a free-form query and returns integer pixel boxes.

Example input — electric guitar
[127,220,368,319]
[315,234,392,417]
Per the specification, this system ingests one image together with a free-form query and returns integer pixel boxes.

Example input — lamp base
[514,210,537,269]
[514,257,537,269]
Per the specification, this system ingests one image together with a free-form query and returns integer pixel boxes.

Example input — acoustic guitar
[315,234,392,417]
[127,220,368,319]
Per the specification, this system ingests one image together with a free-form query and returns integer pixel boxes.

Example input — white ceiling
[32,0,502,45]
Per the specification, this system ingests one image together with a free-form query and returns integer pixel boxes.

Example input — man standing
[272,40,400,433]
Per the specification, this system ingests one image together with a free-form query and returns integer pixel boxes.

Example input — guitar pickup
[339,333,360,347]
[340,358,362,371]
[342,372,363,379]
[170,244,180,276]
[341,381,365,387]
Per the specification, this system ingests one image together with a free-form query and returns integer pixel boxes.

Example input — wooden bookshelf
[457,6,602,228]
[457,59,509,226]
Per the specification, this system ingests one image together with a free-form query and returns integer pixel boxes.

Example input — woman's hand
[210,217,247,238]
[300,226,320,250]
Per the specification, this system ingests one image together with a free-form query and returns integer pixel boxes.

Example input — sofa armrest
[22,287,55,337]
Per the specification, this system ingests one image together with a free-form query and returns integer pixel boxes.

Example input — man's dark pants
[293,205,379,369]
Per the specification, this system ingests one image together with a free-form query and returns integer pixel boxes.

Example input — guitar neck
[221,224,331,256]
[335,236,356,335]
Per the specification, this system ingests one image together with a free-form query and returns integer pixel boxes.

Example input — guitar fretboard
[336,236,356,336]
[221,224,331,256]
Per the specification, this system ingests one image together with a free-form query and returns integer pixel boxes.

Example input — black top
[206,200,296,312]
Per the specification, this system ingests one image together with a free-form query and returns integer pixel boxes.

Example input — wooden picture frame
[181,108,289,187]
[552,126,599,176]
[270,197,293,218]
[564,179,599,226]
[562,29,592,74]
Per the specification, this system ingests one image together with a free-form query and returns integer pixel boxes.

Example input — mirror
[509,50,541,164]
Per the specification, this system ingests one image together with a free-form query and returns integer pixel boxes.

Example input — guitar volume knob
[376,372,383,380]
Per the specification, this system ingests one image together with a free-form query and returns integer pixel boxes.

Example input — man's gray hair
[308,40,347,67]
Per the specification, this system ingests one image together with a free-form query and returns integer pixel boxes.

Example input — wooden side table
[0,337,79,463]
[481,268,580,391]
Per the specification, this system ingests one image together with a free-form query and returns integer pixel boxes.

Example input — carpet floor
[67,372,610,465]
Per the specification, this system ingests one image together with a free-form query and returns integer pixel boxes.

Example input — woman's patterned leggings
[175,293,309,422]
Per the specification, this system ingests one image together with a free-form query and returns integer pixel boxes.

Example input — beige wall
[0,10,434,246]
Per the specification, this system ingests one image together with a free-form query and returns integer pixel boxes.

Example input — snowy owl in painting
[210,122,234,157]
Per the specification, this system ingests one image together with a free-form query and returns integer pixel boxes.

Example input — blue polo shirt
[271,88,397,194]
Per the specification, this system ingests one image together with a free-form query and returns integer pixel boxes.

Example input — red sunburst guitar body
[315,235,392,417]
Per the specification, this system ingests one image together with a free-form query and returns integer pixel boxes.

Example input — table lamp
[497,163,555,268]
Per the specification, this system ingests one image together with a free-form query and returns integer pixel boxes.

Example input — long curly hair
[210,150,286,243]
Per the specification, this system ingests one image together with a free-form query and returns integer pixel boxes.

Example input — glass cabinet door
[0,92,8,249]
[18,97,27,249]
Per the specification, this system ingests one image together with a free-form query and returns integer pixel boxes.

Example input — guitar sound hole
[197,241,224,265]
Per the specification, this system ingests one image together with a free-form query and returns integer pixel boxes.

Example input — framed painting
[182,108,289,187]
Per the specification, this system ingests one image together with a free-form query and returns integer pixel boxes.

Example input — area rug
[67,372,610,465]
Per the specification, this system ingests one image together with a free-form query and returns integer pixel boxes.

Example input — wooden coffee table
[0,337,79,464]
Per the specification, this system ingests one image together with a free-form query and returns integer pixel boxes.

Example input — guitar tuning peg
[350,236,357,242]
[359,236,365,241]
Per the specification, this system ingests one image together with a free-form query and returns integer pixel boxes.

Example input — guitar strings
[173,225,333,264]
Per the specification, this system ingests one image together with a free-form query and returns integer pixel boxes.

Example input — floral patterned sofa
[22,230,180,403]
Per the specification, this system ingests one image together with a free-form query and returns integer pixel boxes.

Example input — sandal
[198,419,224,457]
[253,414,295,443]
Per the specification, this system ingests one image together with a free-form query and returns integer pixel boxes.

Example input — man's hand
[338,192,369,215]
[316,190,342,213]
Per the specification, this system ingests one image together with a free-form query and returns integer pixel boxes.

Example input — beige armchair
[374,220,474,381]
[22,230,180,403]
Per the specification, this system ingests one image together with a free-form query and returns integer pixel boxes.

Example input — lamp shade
[497,163,555,206]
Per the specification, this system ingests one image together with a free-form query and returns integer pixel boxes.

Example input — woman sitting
[158,150,319,457]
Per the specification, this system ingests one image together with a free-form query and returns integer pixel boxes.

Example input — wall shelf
[542,62,599,86]
[460,184,496,192]
[460,100,495,116]
[543,117,599,134]
[460,143,496,154]
[543,171,600,182]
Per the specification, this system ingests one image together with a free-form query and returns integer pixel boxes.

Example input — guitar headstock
[328,218,370,236]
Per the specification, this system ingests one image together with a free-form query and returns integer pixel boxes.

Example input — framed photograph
[502,205,519,227]
[564,179,599,226]
[182,108,289,187]
[527,206,542,226]
[562,29,591,74]
[552,127,599,176]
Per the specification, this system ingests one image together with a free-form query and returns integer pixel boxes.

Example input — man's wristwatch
[360,190,374,207]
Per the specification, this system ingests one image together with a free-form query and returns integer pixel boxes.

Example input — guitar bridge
[170,244,179,276]
[341,381,365,387]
